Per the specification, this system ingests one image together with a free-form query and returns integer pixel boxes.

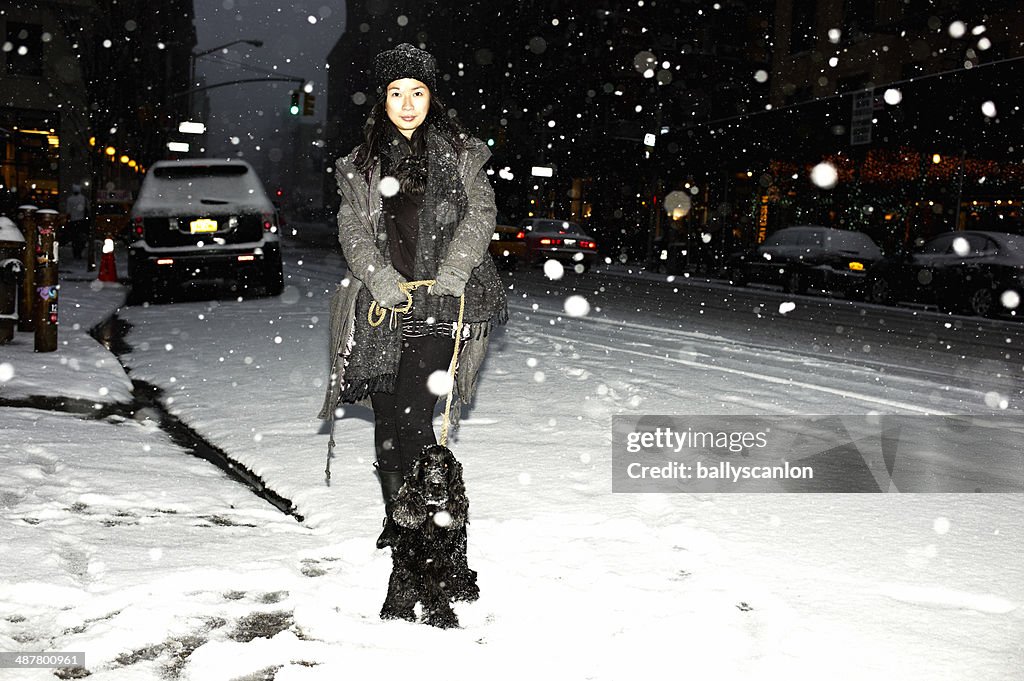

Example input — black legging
[370,333,456,474]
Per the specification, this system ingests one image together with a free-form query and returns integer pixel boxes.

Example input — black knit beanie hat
[374,42,437,91]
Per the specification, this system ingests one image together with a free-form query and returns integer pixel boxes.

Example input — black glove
[430,264,470,297]
[367,265,408,308]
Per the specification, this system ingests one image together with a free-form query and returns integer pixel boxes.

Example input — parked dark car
[864,230,1024,317]
[128,159,284,300]
[725,225,882,297]
[517,218,599,271]
[489,223,526,270]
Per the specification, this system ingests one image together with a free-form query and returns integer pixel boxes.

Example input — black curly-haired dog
[380,444,479,628]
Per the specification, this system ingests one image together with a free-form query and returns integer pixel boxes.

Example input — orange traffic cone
[98,238,118,283]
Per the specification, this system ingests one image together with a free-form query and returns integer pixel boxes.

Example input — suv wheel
[867,276,893,305]
[728,265,747,287]
[963,286,994,317]
[262,266,284,297]
[784,269,806,294]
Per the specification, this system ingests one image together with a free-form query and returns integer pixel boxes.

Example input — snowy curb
[0,279,132,406]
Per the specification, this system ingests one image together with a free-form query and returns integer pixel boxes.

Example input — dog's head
[392,445,468,530]
[419,444,455,507]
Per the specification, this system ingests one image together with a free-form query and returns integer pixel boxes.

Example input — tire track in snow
[510,303,988,415]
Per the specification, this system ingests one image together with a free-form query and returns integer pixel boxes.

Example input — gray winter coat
[318,136,498,420]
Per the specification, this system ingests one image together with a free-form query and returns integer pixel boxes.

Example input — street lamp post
[188,39,264,119]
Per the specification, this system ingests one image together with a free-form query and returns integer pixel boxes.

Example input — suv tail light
[540,237,562,245]
[262,212,277,233]
[132,216,144,237]
[580,240,597,249]
[515,230,526,240]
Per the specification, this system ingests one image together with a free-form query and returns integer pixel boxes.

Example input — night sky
[193,0,347,157]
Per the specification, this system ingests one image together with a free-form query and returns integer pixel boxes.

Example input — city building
[1,1,195,214]
[753,0,1024,248]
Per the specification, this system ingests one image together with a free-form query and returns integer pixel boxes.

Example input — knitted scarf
[337,123,508,403]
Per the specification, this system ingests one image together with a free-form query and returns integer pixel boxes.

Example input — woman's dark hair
[353,90,470,174]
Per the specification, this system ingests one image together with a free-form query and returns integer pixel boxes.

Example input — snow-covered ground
[1,239,1021,680]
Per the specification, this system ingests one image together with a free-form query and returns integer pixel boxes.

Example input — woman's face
[385,78,431,139]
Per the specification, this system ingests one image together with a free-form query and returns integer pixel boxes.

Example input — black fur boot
[376,465,405,549]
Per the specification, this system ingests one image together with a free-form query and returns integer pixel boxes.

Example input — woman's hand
[430,264,470,297]
[367,265,409,308]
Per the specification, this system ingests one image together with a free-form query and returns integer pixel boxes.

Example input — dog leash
[326,280,464,483]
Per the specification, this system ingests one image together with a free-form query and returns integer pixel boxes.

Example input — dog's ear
[446,457,469,528]
[393,487,428,529]
[407,453,424,484]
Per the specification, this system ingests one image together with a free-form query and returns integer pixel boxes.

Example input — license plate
[190,218,218,233]
[563,239,576,246]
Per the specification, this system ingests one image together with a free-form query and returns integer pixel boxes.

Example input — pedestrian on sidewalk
[65,184,90,260]
[319,43,507,548]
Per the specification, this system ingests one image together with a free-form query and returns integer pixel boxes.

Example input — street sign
[850,88,874,146]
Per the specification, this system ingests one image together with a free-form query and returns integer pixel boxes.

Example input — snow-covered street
[1,231,1022,680]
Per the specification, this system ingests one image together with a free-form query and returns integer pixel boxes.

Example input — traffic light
[303,93,316,116]
[289,90,300,115]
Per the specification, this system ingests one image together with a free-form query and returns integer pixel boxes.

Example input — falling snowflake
[984,392,1008,409]
[663,190,692,219]
[810,162,838,189]
[0,363,13,382]
[564,295,590,317]
[379,176,400,197]
[427,369,453,396]
[543,259,565,280]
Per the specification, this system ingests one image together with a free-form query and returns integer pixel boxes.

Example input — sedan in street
[725,225,882,297]
[518,218,599,271]
[865,230,1024,317]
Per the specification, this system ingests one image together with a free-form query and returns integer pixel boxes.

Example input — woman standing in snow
[319,43,507,548]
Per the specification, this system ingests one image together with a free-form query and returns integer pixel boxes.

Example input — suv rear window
[526,220,584,234]
[153,165,249,179]
[828,231,881,256]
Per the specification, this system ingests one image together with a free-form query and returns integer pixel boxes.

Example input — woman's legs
[369,391,401,471]
[371,333,456,474]
[369,333,455,548]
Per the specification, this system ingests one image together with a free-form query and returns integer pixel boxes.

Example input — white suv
[128,159,283,300]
